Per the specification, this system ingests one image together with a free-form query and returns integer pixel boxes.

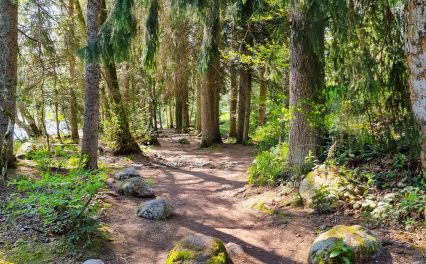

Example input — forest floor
[91,130,425,264]
[1,130,425,264]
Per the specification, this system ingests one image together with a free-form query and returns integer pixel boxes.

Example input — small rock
[225,242,244,255]
[82,260,104,264]
[166,234,228,263]
[308,225,381,264]
[137,198,174,220]
[118,177,155,198]
[114,167,140,180]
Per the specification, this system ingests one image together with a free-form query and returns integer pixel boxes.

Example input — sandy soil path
[98,130,424,264]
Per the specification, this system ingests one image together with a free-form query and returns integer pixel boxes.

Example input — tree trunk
[288,1,325,171]
[405,0,426,168]
[103,60,141,154]
[81,0,101,170]
[0,0,18,175]
[229,66,238,138]
[242,71,252,144]
[182,87,189,131]
[175,89,183,132]
[18,103,43,137]
[67,0,80,143]
[236,68,246,144]
[258,78,267,126]
[169,103,174,129]
[196,77,201,133]
[100,0,140,155]
[200,0,222,147]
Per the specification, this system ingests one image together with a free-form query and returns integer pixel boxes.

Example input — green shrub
[5,151,107,244]
[312,185,338,214]
[248,143,289,186]
[252,122,281,152]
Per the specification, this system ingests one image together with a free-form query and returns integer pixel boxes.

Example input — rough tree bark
[236,26,253,144]
[0,0,18,176]
[405,0,426,168]
[200,0,222,147]
[229,65,238,138]
[288,1,325,170]
[81,0,101,169]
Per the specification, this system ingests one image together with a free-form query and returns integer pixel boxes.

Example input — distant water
[13,120,69,141]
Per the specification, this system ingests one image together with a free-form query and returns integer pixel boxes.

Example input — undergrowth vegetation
[2,143,107,247]
[247,91,426,229]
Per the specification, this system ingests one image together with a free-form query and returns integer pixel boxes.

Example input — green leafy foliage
[328,239,353,264]
[248,143,289,185]
[5,146,107,244]
[312,185,338,214]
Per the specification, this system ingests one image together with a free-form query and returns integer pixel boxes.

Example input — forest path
[98,130,421,264]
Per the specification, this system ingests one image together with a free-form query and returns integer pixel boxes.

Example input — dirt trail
[98,130,424,264]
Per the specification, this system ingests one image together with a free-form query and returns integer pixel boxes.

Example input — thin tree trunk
[236,68,247,144]
[229,66,238,138]
[242,70,252,143]
[405,0,426,168]
[169,103,174,129]
[175,90,183,132]
[196,77,201,133]
[152,79,158,131]
[67,0,80,143]
[0,0,18,175]
[258,78,267,126]
[81,0,101,169]
[288,1,325,170]
[54,89,62,141]
[182,87,189,131]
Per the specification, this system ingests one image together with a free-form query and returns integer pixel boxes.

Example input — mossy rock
[308,225,381,264]
[299,165,346,206]
[166,235,228,264]
[118,177,155,198]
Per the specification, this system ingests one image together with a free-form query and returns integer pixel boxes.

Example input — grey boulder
[114,167,140,180]
[137,198,173,220]
[118,177,155,198]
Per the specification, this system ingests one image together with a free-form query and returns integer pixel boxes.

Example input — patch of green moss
[166,245,196,264]
[252,201,273,214]
[0,239,63,264]
[166,237,227,264]
[206,252,226,264]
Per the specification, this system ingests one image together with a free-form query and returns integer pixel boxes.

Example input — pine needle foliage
[143,0,159,68]
[82,0,137,63]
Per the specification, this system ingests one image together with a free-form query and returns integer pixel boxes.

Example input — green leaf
[329,249,342,258]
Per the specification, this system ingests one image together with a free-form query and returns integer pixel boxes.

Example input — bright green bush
[248,143,289,186]
[252,122,282,152]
